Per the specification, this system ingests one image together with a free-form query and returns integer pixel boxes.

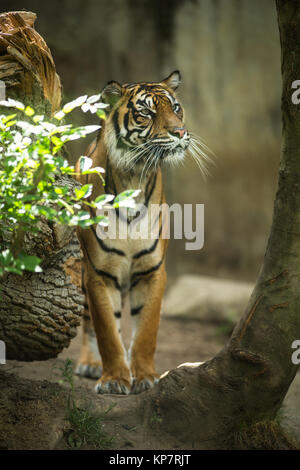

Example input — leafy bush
[0,95,139,276]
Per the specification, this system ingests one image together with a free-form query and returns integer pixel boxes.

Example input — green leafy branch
[0,94,140,277]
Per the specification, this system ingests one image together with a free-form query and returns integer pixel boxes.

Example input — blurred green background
[1,0,282,283]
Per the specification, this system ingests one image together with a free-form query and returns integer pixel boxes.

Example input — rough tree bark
[0,12,84,360]
[103,0,299,449]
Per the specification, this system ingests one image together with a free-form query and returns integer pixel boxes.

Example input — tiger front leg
[75,266,102,378]
[75,306,103,380]
[129,265,166,394]
[86,270,131,395]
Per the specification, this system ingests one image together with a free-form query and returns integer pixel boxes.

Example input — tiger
[74,71,197,395]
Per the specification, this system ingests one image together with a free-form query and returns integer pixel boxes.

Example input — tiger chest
[92,214,164,292]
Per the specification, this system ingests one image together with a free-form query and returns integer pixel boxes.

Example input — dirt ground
[2,313,225,386]
[1,311,299,450]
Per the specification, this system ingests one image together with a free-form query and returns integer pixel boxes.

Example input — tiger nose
[170,127,186,139]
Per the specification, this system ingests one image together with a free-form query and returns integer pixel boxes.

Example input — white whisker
[183,133,215,179]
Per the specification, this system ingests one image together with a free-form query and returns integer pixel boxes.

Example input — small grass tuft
[58,358,115,449]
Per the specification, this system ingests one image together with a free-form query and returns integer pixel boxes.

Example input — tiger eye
[173,103,181,114]
[140,108,151,117]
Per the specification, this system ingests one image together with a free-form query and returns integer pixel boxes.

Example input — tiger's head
[101,71,191,172]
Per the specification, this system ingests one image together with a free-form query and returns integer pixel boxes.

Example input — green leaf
[82,125,101,134]
[76,211,93,227]
[32,115,44,123]
[96,109,106,119]
[50,124,72,135]
[17,253,42,273]
[54,186,69,196]
[74,184,93,200]
[113,189,141,208]
[0,249,13,266]
[0,98,25,110]
[51,135,63,147]
[82,101,108,114]
[94,194,114,207]
[81,166,105,176]
[94,215,109,226]
[60,125,100,143]
[34,205,58,219]
[24,106,35,116]
[5,266,23,275]
[53,110,65,121]
[2,113,17,123]
[87,93,101,104]
[4,119,17,128]
[63,95,88,113]
[79,156,93,173]
[81,103,91,113]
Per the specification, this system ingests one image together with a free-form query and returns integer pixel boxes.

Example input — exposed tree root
[225,420,299,450]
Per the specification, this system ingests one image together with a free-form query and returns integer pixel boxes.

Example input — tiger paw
[95,375,131,395]
[75,361,102,379]
[131,375,160,394]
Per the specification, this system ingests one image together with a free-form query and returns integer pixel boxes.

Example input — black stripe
[115,171,157,225]
[91,226,126,257]
[83,245,121,291]
[84,302,89,309]
[82,268,86,294]
[145,171,157,207]
[114,311,121,319]
[104,160,126,221]
[89,207,122,243]
[130,254,165,289]
[132,197,163,259]
[136,85,146,94]
[104,155,118,196]
[93,267,121,290]
[112,109,120,136]
[124,110,129,129]
[133,222,162,259]
[131,305,143,316]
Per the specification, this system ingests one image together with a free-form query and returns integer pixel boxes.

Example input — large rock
[163,275,253,323]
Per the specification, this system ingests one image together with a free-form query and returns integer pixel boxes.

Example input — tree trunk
[0,237,83,360]
[106,0,299,449]
[0,12,83,360]
[0,11,61,114]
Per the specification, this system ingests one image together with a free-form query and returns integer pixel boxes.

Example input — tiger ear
[161,70,181,91]
[101,80,123,108]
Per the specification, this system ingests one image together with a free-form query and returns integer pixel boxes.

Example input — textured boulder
[163,275,253,323]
